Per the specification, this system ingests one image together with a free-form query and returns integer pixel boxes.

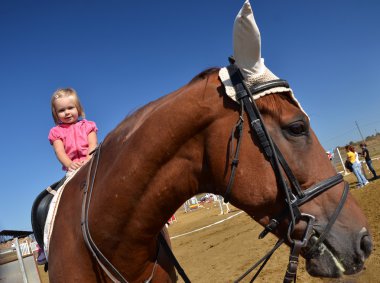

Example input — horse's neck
[84,72,235,280]
[93,75,223,241]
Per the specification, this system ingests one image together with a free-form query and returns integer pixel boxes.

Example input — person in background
[360,143,378,180]
[345,145,369,188]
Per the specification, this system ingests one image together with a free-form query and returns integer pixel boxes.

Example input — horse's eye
[287,121,308,136]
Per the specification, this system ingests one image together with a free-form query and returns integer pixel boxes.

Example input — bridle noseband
[224,62,348,283]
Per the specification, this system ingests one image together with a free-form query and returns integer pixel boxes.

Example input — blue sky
[1,0,380,231]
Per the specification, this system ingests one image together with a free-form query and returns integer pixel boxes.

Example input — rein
[224,62,348,282]
[81,143,160,283]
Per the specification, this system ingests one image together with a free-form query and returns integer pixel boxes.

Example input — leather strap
[249,79,289,95]
[81,143,128,283]
[284,240,303,283]
[304,181,349,258]
[81,144,184,283]
[224,106,244,203]
[158,232,191,283]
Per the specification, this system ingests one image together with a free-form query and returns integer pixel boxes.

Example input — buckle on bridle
[287,213,315,247]
[259,218,279,239]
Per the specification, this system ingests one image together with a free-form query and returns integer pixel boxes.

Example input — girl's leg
[353,164,366,186]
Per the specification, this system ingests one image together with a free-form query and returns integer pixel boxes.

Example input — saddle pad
[43,170,78,259]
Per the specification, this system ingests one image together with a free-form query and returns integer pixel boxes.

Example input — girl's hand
[68,161,84,171]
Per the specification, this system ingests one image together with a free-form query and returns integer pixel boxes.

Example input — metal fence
[0,238,41,283]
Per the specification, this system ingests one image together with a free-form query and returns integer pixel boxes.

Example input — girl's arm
[52,140,73,169]
[86,131,98,160]
[52,140,82,171]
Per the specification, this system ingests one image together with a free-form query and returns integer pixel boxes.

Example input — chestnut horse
[47,68,372,282]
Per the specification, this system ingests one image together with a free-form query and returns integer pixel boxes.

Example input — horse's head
[255,93,372,277]
[203,78,372,278]
[207,0,372,279]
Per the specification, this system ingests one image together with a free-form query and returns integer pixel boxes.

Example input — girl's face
[53,96,79,124]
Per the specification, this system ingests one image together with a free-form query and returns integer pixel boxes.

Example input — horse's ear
[233,0,265,79]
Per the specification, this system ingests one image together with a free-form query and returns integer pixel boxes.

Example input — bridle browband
[80,62,348,283]
[224,61,348,283]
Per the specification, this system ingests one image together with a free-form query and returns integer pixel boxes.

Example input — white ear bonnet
[219,0,307,116]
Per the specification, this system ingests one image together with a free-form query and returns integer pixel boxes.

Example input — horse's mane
[188,67,220,84]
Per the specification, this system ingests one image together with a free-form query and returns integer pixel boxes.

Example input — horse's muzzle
[358,229,372,262]
[304,227,373,277]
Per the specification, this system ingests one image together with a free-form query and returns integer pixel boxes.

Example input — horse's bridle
[224,61,348,283]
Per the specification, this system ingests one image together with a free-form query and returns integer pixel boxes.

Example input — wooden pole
[14,238,28,283]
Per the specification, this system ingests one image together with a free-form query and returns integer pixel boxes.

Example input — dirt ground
[168,177,380,283]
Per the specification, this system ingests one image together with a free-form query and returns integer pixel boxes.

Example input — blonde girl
[48,88,98,172]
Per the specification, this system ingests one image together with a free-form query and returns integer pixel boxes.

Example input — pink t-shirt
[48,119,98,171]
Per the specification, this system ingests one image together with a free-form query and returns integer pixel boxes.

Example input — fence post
[336,147,348,175]
[14,238,28,283]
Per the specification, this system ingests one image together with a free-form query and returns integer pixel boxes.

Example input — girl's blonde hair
[51,88,85,124]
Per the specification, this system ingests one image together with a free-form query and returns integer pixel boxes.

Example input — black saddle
[31,177,66,251]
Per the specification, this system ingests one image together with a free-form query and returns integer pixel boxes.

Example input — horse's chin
[304,236,364,278]
[305,241,344,278]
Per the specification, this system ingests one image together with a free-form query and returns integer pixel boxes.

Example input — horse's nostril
[360,235,372,258]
